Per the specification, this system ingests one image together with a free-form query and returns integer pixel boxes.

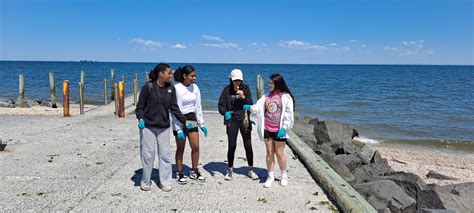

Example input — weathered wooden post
[121,75,125,82]
[17,74,25,108]
[80,70,85,90]
[118,81,125,117]
[110,69,116,100]
[63,80,70,117]
[133,74,138,105]
[103,79,108,105]
[49,72,57,108]
[114,83,118,115]
[256,74,264,100]
[79,82,84,115]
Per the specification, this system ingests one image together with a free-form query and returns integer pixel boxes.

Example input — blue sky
[1,0,473,65]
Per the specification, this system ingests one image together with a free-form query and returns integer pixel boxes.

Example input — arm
[169,86,187,124]
[250,95,265,116]
[243,85,253,105]
[135,84,148,120]
[218,87,228,116]
[194,85,205,126]
[281,94,294,130]
[172,85,184,132]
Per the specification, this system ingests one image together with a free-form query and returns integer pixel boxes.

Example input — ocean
[1,61,473,153]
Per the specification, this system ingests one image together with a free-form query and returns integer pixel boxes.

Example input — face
[268,79,275,92]
[232,79,242,88]
[183,71,197,84]
[159,68,173,82]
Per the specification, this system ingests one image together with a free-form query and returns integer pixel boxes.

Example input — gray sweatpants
[139,127,172,187]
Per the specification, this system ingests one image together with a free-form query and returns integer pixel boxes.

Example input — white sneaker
[248,170,259,180]
[280,176,288,186]
[264,177,274,188]
[224,172,233,181]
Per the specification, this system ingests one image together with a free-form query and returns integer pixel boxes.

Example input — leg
[264,138,276,174]
[275,141,287,171]
[175,134,186,173]
[226,121,239,170]
[140,128,157,187]
[188,131,200,170]
[157,128,173,188]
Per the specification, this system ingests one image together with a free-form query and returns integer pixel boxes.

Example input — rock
[312,119,355,145]
[0,97,15,108]
[433,182,474,212]
[310,118,331,145]
[355,180,416,213]
[426,170,457,180]
[314,143,335,156]
[420,209,455,213]
[334,154,363,172]
[319,153,355,183]
[352,153,393,184]
[293,119,318,150]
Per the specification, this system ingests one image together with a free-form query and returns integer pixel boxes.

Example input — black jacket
[135,81,187,128]
[218,83,253,122]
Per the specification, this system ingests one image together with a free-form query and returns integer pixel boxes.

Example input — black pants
[226,119,253,168]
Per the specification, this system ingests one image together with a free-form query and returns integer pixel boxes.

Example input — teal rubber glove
[186,123,195,129]
[250,120,256,125]
[138,119,145,129]
[277,128,286,138]
[200,125,208,137]
[243,104,251,111]
[177,131,185,140]
[224,111,232,121]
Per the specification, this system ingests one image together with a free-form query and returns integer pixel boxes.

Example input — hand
[177,131,185,140]
[200,125,208,137]
[243,104,251,111]
[224,111,232,121]
[277,128,286,139]
[138,119,145,129]
[236,90,245,99]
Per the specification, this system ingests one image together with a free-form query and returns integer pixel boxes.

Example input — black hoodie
[218,83,253,122]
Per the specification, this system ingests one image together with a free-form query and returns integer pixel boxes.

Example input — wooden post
[49,72,57,108]
[103,79,108,105]
[110,69,115,100]
[114,83,118,115]
[118,81,125,117]
[133,74,138,105]
[79,82,84,115]
[17,74,25,108]
[256,75,264,100]
[80,70,85,90]
[145,71,149,82]
[121,75,125,82]
[63,80,70,117]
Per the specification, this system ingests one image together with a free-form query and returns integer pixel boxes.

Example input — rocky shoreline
[293,116,473,212]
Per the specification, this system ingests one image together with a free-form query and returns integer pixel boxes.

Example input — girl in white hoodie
[244,74,295,188]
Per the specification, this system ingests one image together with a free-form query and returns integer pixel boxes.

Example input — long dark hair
[148,63,171,81]
[174,65,196,83]
[270,74,295,111]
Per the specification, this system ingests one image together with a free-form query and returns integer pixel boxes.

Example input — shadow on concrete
[202,161,267,182]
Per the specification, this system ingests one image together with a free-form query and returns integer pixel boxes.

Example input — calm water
[1,61,473,150]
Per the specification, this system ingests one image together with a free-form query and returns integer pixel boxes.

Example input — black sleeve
[135,84,148,120]
[243,85,253,105]
[169,86,187,124]
[218,87,228,116]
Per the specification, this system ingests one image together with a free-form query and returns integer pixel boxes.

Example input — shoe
[264,177,274,188]
[140,183,151,191]
[224,171,233,181]
[189,169,205,181]
[176,171,187,185]
[280,176,288,186]
[248,170,259,180]
[161,185,172,192]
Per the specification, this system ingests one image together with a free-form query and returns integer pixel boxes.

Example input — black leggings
[226,119,253,168]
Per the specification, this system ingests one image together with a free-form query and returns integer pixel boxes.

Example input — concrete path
[0,96,336,211]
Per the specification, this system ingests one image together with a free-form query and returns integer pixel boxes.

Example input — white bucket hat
[230,69,243,81]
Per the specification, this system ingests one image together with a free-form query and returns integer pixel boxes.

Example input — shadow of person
[202,161,267,182]
[131,168,161,186]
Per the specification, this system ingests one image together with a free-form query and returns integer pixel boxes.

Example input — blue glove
[277,128,286,139]
[224,111,232,121]
[186,123,195,129]
[250,120,256,125]
[243,104,251,111]
[138,120,145,129]
[177,131,185,140]
[200,125,208,137]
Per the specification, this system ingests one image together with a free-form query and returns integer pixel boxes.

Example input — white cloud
[385,46,402,52]
[129,38,162,51]
[278,40,327,50]
[337,47,351,51]
[262,43,268,47]
[350,40,359,43]
[329,43,337,46]
[250,42,258,46]
[385,41,433,56]
[361,44,366,48]
[202,35,223,41]
[203,43,239,48]
[171,43,186,49]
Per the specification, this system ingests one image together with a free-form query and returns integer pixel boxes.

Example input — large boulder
[355,180,416,213]
[334,154,363,172]
[293,118,318,150]
[0,97,15,108]
[433,182,474,212]
[352,151,393,184]
[311,119,355,145]
[319,153,355,183]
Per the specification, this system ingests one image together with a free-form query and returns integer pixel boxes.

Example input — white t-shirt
[172,82,204,131]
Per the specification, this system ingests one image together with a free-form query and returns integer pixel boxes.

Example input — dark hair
[148,63,171,81]
[174,65,196,83]
[270,74,295,111]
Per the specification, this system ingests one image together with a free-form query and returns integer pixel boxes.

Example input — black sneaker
[176,172,187,185]
[189,169,205,182]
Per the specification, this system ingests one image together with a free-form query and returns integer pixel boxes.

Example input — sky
[1,0,473,65]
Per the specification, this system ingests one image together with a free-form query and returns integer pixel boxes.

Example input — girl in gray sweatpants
[135,63,187,191]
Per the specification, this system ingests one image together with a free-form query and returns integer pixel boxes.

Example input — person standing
[218,69,259,181]
[135,63,187,192]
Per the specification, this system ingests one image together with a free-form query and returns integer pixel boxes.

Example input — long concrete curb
[287,130,377,213]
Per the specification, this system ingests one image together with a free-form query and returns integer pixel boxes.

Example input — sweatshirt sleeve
[243,85,253,105]
[250,95,266,116]
[281,94,294,130]
[169,86,187,125]
[172,84,184,132]
[218,87,228,116]
[194,85,205,126]
[135,84,149,120]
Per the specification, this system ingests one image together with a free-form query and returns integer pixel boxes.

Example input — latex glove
[138,119,145,129]
[200,125,208,137]
[243,105,251,111]
[186,123,195,129]
[224,111,232,121]
[177,130,185,140]
[277,128,286,139]
[250,120,256,125]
